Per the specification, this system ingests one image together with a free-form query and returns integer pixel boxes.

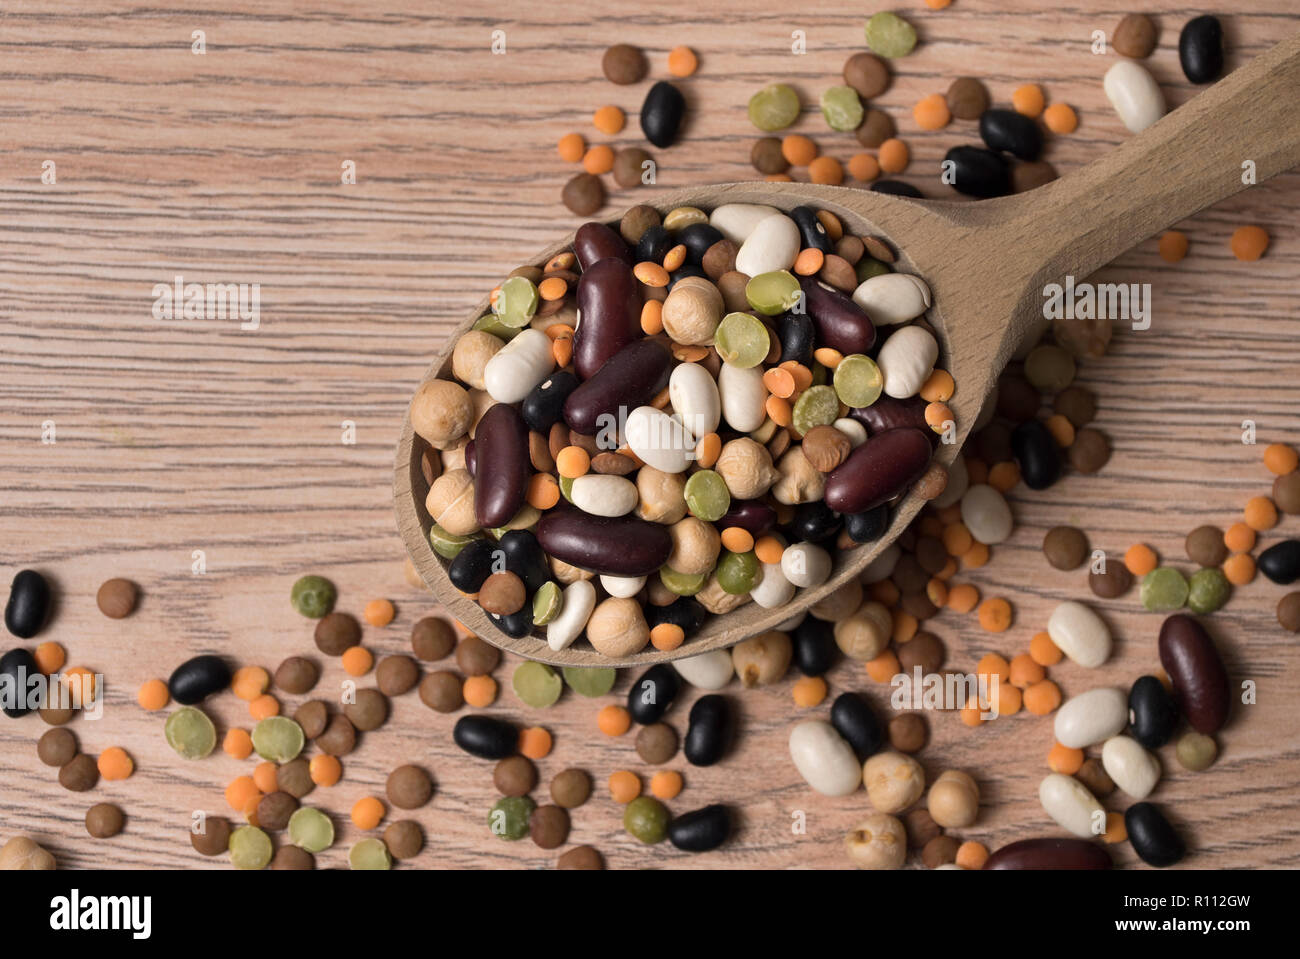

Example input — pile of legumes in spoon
[411,203,951,658]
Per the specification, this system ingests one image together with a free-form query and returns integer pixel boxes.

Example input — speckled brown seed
[190,815,231,856]
[1043,526,1089,570]
[58,754,98,792]
[456,635,501,676]
[888,713,928,753]
[635,723,679,764]
[293,700,329,740]
[96,578,138,619]
[556,845,604,869]
[494,755,538,797]
[410,617,456,661]
[37,728,77,767]
[945,77,989,120]
[1186,525,1228,567]
[256,791,298,831]
[419,671,464,713]
[85,803,125,839]
[270,846,314,870]
[529,805,571,850]
[314,713,357,756]
[1113,13,1158,58]
[274,656,319,695]
[903,808,941,848]
[602,44,647,84]
[345,689,389,732]
[376,655,420,696]
[276,758,315,799]
[751,137,788,174]
[1090,559,1133,599]
[549,768,592,809]
[386,764,433,809]
[314,612,361,656]
[383,820,424,859]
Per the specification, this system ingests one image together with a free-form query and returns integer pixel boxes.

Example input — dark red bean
[464,439,477,477]
[983,838,1112,870]
[798,276,876,355]
[574,258,642,380]
[1157,613,1229,734]
[473,404,530,529]
[824,428,931,514]
[849,395,929,436]
[573,222,632,272]
[537,510,672,577]
[563,339,671,436]
[715,500,777,537]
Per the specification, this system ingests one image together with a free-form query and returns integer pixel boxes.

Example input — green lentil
[164,706,216,760]
[1186,567,1231,614]
[821,85,864,131]
[1140,567,1189,612]
[512,661,563,708]
[494,275,539,328]
[429,524,480,559]
[1024,344,1077,392]
[472,313,521,341]
[290,575,336,619]
[487,504,541,538]
[748,83,801,132]
[683,469,731,522]
[532,581,563,625]
[716,551,760,594]
[1175,731,1218,771]
[623,795,670,844]
[855,256,892,283]
[792,385,840,436]
[745,270,802,316]
[714,312,771,369]
[287,807,335,853]
[251,716,305,763]
[348,837,393,870]
[659,567,707,597]
[228,826,273,870]
[562,667,617,698]
[865,11,918,58]
[833,354,884,408]
[559,475,576,503]
[489,796,536,841]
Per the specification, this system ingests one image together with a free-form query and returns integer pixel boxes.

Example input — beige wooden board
[1,0,1299,869]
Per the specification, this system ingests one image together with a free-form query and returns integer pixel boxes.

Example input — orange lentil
[946,582,979,613]
[557,132,585,163]
[649,770,683,800]
[1012,83,1045,117]
[869,579,900,606]
[991,682,1022,717]
[762,366,796,398]
[633,261,671,287]
[792,675,829,708]
[649,622,685,652]
[765,173,794,182]
[310,753,342,787]
[365,599,395,628]
[553,335,573,368]
[136,678,170,711]
[781,134,818,166]
[1009,652,1046,689]
[978,598,1012,632]
[543,322,575,341]
[98,746,134,781]
[556,446,590,479]
[848,152,881,182]
[33,641,65,676]
[225,776,262,812]
[1103,811,1128,844]
[754,536,785,565]
[526,473,561,511]
[247,693,278,721]
[808,156,844,185]
[1224,522,1256,553]
[812,347,844,368]
[667,45,698,77]
[1264,443,1299,475]
[341,646,374,677]
[941,527,973,562]
[960,703,986,727]
[582,144,615,175]
[62,666,96,703]
[1223,553,1256,586]
[987,460,1020,492]
[518,726,553,759]
[1230,225,1269,261]
[223,728,254,759]
[891,610,919,645]
[1042,102,1078,134]
[877,138,909,174]
[1244,495,1278,531]
[1124,544,1158,576]
[694,432,722,469]
[1045,414,1076,448]
[924,401,954,433]
[720,527,755,554]
[920,369,955,403]
[1029,631,1063,666]
[936,504,962,524]
[1047,743,1085,775]
[865,651,901,683]
[976,653,1011,686]
[781,360,814,391]
[640,299,665,335]
[935,557,958,580]
[597,704,631,737]
[913,93,951,130]
[955,841,989,869]
[253,761,278,794]
[351,797,385,830]
[765,395,793,427]
[1158,230,1189,263]
[231,666,270,701]
[794,248,825,276]
[593,105,625,135]
[463,674,498,707]
[659,243,686,271]
[545,252,576,272]
[538,276,567,301]
[926,577,948,608]
[962,541,990,569]
[965,458,989,485]
[608,770,641,803]
[1023,679,1062,715]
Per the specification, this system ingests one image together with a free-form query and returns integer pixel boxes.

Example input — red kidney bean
[715,500,777,537]
[1157,613,1229,734]
[537,509,672,577]
[473,404,530,529]
[563,338,671,436]
[464,439,477,477]
[574,258,642,380]
[983,837,1112,870]
[824,427,931,514]
[798,276,876,355]
[849,394,929,436]
[573,222,632,272]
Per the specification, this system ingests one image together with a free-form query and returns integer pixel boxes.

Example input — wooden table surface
[3,0,1299,870]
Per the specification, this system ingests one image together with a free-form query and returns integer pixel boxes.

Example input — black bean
[983,838,1113,870]
[448,538,498,594]
[1158,613,1229,734]
[676,223,724,264]
[785,501,841,544]
[474,404,529,529]
[1128,675,1179,750]
[498,530,550,595]
[573,222,632,272]
[488,608,533,638]
[1011,419,1062,490]
[564,338,672,436]
[668,264,709,289]
[978,108,1044,161]
[453,715,517,759]
[4,570,51,640]
[521,370,579,434]
[798,276,876,356]
[627,664,680,725]
[871,180,924,198]
[537,510,672,578]
[777,312,815,366]
[1179,15,1224,84]
[943,146,1011,198]
[168,654,232,706]
[845,504,890,544]
[683,694,732,766]
[640,81,685,148]
[636,224,673,264]
[1125,802,1185,867]
[644,598,707,638]
[790,206,834,253]
[791,618,839,676]
[667,804,732,852]
[830,691,883,759]
[1258,539,1300,585]
[0,648,39,717]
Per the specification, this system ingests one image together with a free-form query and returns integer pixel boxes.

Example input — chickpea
[696,573,751,614]
[833,600,892,660]
[410,378,473,448]
[666,517,722,576]
[661,280,723,346]
[465,389,496,438]
[714,438,780,499]
[585,597,649,657]
[531,301,576,334]
[927,770,980,828]
[810,578,863,621]
[0,836,56,870]
[636,466,688,524]
[451,330,505,391]
[732,630,792,687]
[863,751,926,814]
[440,436,470,473]
[549,556,594,584]
[425,469,479,536]
[844,813,907,870]
[771,447,825,505]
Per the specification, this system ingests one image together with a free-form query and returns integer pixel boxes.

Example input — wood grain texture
[2,0,1299,870]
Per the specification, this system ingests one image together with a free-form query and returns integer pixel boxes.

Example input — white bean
[781,541,832,588]
[1047,600,1113,668]
[876,325,938,399]
[735,213,801,276]
[708,203,781,244]
[1054,687,1128,748]
[1101,735,1161,799]
[482,329,555,404]
[851,273,932,326]
[931,453,969,508]
[960,484,1013,545]
[672,648,734,689]
[668,362,721,441]
[570,474,638,517]
[717,362,768,433]
[749,562,796,609]
[833,417,869,449]
[1103,60,1166,133]
[860,543,900,584]
[599,574,646,599]
[546,580,596,652]
[624,405,694,473]
[1038,773,1105,838]
[789,720,862,796]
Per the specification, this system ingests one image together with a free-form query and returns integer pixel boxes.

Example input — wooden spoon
[397,31,1300,667]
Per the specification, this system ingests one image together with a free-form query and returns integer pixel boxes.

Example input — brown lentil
[40,706,75,726]
[1278,592,1300,632]
[922,834,961,868]
[613,147,653,190]
[58,754,99,792]
[855,108,895,148]
[387,764,434,809]
[383,820,424,859]
[904,808,942,848]
[1113,13,1158,58]
[479,571,526,616]
[751,137,789,174]
[1186,525,1229,567]
[191,816,231,856]
[620,205,661,245]
[494,755,538,797]
[1043,526,1089,570]
[843,52,890,99]
[314,612,361,656]
[1075,757,1116,797]
[1053,385,1097,427]
[888,713,928,753]
[557,845,604,870]
[835,235,866,264]
[817,254,858,292]
[411,617,456,661]
[562,173,605,217]
[1069,428,1111,473]
[456,635,500,676]
[550,768,592,809]
[1273,472,1300,514]
[419,671,464,713]
[945,77,989,120]
[602,43,646,84]
[256,791,298,831]
[270,845,314,870]
[37,728,77,767]
[85,803,125,839]
[897,632,944,675]
[345,689,389,732]
[96,578,138,619]
[276,758,315,799]
[1090,560,1133,599]
[1011,160,1059,193]
[294,700,329,740]
[274,656,319,694]
[529,805,571,850]
[702,240,739,280]
[314,713,357,756]
[635,723,679,765]
[376,654,420,696]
